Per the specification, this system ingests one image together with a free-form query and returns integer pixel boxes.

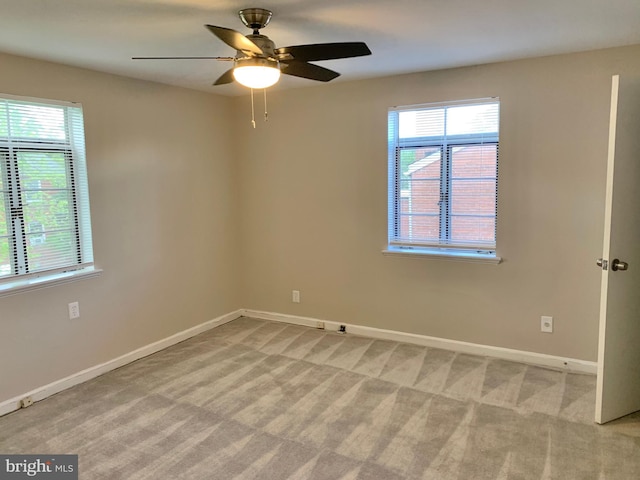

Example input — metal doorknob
[611,258,629,271]
[597,258,603,267]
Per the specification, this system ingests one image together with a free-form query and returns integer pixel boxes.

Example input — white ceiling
[0,0,639,96]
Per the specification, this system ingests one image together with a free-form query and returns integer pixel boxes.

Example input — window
[387,98,499,260]
[0,94,95,286]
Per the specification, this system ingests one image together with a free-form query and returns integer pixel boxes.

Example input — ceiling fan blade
[132,56,234,61]
[275,42,371,62]
[281,61,340,82]
[213,68,235,86]
[205,25,263,56]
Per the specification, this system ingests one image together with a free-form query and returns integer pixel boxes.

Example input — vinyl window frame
[385,98,501,263]
[0,93,100,296]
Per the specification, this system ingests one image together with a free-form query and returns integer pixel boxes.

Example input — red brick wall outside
[399,145,497,244]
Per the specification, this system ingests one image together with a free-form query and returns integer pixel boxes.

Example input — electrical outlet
[316,321,325,329]
[541,316,553,333]
[68,301,80,319]
[292,290,300,303]
[20,396,33,408]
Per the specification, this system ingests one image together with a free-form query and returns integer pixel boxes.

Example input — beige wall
[0,53,240,402]
[3,44,640,405]
[235,45,640,362]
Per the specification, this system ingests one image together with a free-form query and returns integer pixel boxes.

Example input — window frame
[386,98,501,263]
[0,93,99,295]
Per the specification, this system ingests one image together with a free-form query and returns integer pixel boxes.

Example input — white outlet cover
[68,302,80,319]
[541,316,553,333]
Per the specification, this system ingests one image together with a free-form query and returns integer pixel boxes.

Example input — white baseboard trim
[1,307,597,418]
[0,309,243,418]
[243,309,597,375]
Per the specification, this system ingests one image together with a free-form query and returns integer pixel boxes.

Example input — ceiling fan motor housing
[241,34,277,58]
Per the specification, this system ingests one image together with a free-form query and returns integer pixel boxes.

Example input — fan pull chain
[250,88,256,129]
[264,89,268,122]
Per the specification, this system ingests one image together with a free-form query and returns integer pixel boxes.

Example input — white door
[595,74,640,424]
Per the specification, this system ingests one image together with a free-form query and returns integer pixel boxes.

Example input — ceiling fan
[133,7,372,89]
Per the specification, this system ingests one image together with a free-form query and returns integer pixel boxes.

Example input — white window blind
[0,95,94,282]
[388,98,499,255]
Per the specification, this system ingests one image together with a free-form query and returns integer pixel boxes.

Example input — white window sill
[0,267,103,298]
[382,247,502,264]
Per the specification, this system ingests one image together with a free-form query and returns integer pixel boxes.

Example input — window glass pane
[400,147,441,179]
[18,149,77,273]
[399,214,439,241]
[0,237,10,277]
[451,216,495,243]
[450,144,497,177]
[398,147,442,242]
[403,179,441,214]
[22,190,73,232]
[17,151,69,188]
[9,103,67,141]
[0,151,7,276]
[0,150,6,190]
[26,230,76,272]
[446,103,499,136]
[399,109,444,138]
[402,149,440,210]
[451,180,496,215]
[0,150,8,239]
[0,195,8,237]
[450,145,497,216]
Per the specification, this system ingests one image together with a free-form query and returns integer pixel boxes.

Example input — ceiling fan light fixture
[233,57,280,89]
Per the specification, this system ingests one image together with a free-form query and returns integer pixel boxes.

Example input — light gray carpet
[1,317,639,479]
